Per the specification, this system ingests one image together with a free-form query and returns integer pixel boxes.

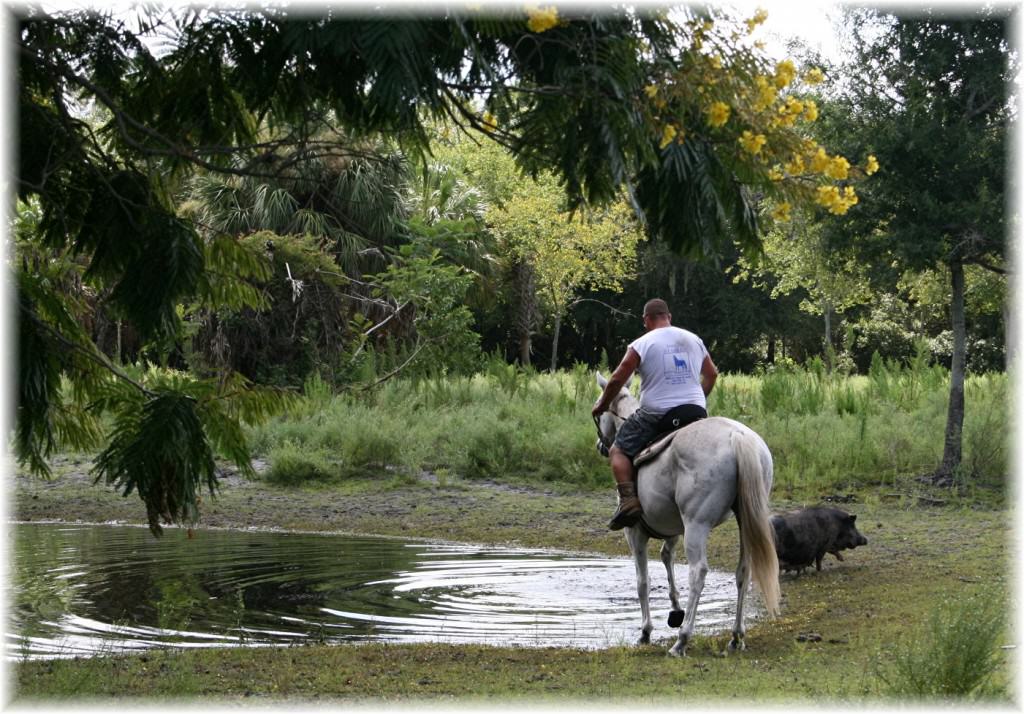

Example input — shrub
[877,588,1008,700]
[263,442,339,486]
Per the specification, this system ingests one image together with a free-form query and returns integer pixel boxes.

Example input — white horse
[595,372,780,656]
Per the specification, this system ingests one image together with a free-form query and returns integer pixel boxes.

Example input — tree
[821,8,1012,483]
[737,214,873,370]
[16,5,866,531]
[488,178,644,371]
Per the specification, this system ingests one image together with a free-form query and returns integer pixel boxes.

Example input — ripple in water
[8,522,749,660]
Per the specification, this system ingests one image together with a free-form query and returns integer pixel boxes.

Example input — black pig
[771,506,868,574]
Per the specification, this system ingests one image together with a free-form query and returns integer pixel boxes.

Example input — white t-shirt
[628,326,709,413]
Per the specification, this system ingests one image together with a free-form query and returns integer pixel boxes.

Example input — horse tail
[731,429,781,617]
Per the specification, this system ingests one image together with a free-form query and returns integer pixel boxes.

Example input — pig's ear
[849,514,857,523]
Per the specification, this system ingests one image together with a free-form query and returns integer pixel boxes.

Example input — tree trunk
[1003,299,1014,370]
[935,256,966,485]
[767,336,776,364]
[550,313,561,373]
[514,260,537,367]
[823,301,833,372]
[518,331,532,367]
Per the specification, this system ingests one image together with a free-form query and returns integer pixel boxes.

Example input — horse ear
[596,371,608,389]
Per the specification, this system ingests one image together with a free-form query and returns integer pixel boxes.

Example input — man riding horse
[591,298,719,530]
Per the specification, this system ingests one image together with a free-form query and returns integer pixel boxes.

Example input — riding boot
[608,481,643,530]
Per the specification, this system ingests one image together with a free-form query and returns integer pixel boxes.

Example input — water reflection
[8,523,747,660]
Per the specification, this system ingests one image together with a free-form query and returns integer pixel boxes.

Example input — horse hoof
[728,638,746,653]
[667,609,685,628]
[668,644,686,658]
[638,631,651,645]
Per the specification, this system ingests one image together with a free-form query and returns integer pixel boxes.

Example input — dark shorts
[613,404,707,459]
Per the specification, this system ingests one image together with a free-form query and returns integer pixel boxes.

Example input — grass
[246,362,1008,502]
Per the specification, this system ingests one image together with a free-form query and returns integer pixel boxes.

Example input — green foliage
[184,141,410,267]
[364,246,483,380]
[90,368,294,535]
[91,386,215,537]
[264,442,339,486]
[484,351,531,398]
[877,588,1008,700]
[823,9,1010,272]
[189,231,353,385]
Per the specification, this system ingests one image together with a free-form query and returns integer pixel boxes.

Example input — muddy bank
[13,457,634,556]
[11,455,1007,573]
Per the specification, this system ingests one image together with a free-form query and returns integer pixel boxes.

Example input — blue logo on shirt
[662,351,691,384]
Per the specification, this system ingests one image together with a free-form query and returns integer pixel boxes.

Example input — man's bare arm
[592,348,640,416]
[700,354,718,397]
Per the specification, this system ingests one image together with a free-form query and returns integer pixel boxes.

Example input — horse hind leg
[730,537,750,652]
[660,537,685,628]
[626,526,653,645]
[669,521,711,657]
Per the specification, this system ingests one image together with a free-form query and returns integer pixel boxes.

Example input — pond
[8,522,746,660]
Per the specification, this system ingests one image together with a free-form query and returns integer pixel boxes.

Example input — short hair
[643,298,670,318]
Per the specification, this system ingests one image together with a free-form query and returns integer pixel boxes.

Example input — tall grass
[248,364,608,489]
[246,358,1008,499]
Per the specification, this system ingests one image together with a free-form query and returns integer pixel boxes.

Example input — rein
[593,405,628,456]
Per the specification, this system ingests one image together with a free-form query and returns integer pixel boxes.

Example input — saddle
[634,406,706,468]
[633,427,683,468]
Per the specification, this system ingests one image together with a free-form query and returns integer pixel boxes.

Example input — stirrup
[608,504,643,531]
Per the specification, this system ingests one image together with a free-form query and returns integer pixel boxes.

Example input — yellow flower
[784,96,804,116]
[865,154,880,175]
[784,155,805,175]
[774,59,797,89]
[659,124,678,149]
[526,4,559,33]
[810,147,830,173]
[705,101,730,127]
[802,99,819,122]
[825,155,850,180]
[777,113,796,129]
[771,201,792,222]
[709,54,723,70]
[816,184,858,215]
[745,8,768,33]
[768,165,784,181]
[816,185,840,211]
[739,130,767,155]
[804,67,825,85]
[644,84,659,99]
[481,111,498,133]
[753,75,777,111]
